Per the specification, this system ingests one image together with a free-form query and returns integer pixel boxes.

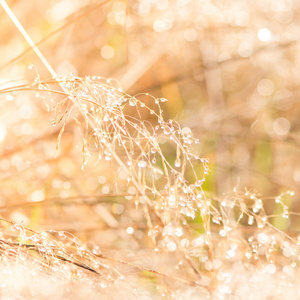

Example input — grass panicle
[0,0,300,299]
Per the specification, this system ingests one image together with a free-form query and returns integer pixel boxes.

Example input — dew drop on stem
[175,158,181,168]
[138,160,146,168]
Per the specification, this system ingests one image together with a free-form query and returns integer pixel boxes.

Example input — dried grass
[0,0,300,299]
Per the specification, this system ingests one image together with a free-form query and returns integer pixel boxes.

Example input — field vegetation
[0,0,300,299]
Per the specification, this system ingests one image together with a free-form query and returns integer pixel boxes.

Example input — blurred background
[0,0,300,242]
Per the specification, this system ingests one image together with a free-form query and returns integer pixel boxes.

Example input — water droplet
[137,160,146,168]
[163,126,171,135]
[167,241,177,251]
[175,227,183,237]
[10,225,17,231]
[195,179,204,187]
[175,158,181,167]
[126,227,134,234]
[6,94,14,101]
[282,212,289,219]
[129,99,136,106]
[265,264,276,274]
[163,224,176,236]
[92,247,101,255]
[212,215,220,224]
[257,233,270,244]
